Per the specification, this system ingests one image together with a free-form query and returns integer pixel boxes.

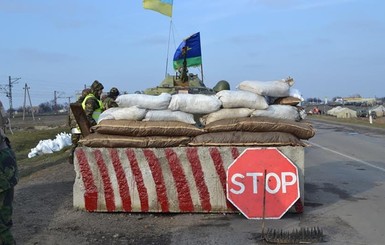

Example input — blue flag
[173,32,202,70]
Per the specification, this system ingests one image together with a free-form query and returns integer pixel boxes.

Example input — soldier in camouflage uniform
[82,80,104,127]
[102,87,120,110]
[0,100,18,245]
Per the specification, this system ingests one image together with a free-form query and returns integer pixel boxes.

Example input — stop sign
[226,148,299,219]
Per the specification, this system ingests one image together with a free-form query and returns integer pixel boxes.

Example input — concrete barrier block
[73,146,304,213]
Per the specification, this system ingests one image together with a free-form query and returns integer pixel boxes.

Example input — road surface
[12,119,385,245]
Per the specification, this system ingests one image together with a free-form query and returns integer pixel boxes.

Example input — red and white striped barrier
[73,146,304,213]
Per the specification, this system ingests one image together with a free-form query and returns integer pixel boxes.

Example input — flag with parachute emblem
[173,32,202,70]
[143,0,173,17]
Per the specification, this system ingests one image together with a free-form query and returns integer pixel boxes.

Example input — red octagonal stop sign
[226,148,299,219]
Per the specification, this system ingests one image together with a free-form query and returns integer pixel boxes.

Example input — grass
[6,114,71,178]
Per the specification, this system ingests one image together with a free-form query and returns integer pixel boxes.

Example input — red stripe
[94,150,116,211]
[231,147,240,160]
[109,149,132,211]
[75,149,98,211]
[165,148,194,212]
[125,149,149,212]
[143,149,169,212]
[186,147,211,211]
[209,147,235,210]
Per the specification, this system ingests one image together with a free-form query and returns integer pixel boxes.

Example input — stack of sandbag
[236,77,305,121]
[80,120,203,148]
[192,78,313,146]
[200,90,268,125]
[80,93,211,148]
[78,87,314,148]
[189,117,313,147]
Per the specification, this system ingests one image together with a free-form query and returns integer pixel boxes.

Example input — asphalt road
[12,119,385,245]
[304,120,385,245]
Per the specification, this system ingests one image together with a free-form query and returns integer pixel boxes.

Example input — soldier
[103,87,120,110]
[82,80,104,127]
[0,100,18,245]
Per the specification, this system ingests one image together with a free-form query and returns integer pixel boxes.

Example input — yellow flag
[143,0,173,17]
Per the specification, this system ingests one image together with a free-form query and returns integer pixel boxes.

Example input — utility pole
[7,76,21,117]
[54,91,58,114]
[22,83,35,121]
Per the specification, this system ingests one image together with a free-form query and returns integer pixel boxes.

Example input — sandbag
[92,120,204,137]
[216,90,268,109]
[116,93,171,110]
[200,108,254,126]
[237,77,294,97]
[168,94,222,114]
[189,131,305,147]
[79,133,191,148]
[98,106,147,123]
[251,105,301,121]
[273,96,302,106]
[204,117,315,140]
[143,109,196,124]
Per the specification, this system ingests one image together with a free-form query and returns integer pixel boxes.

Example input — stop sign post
[226,148,300,219]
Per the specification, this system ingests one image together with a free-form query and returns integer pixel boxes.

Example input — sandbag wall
[73,77,313,213]
[78,77,315,148]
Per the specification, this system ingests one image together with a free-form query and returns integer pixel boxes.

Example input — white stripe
[119,149,139,211]
[310,142,385,173]
[136,149,157,211]
[87,149,106,210]
[199,147,220,209]
[178,148,200,211]
[153,148,177,211]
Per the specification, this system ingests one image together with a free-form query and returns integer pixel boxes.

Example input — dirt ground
[11,114,245,245]
[13,161,254,245]
[14,161,185,245]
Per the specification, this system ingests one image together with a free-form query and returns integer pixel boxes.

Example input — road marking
[310,142,385,173]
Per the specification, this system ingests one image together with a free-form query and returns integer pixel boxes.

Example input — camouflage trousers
[0,188,14,245]
[0,147,18,245]
[69,133,81,164]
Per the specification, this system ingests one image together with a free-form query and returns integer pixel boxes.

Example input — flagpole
[165,19,173,78]
[200,63,204,84]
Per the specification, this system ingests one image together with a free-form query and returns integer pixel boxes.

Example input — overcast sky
[1,0,384,109]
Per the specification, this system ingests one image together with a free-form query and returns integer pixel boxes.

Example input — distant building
[342,97,376,106]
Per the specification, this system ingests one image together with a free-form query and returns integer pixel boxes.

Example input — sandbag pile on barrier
[78,80,314,148]
[235,77,305,122]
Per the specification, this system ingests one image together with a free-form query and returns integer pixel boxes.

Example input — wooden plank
[70,103,91,137]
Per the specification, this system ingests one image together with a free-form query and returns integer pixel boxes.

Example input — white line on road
[309,141,385,173]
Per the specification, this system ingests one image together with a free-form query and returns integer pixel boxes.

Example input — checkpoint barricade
[73,146,304,213]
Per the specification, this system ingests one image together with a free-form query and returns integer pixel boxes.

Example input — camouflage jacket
[0,130,18,191]
[103,97,118,110]
[82,94,103,126]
